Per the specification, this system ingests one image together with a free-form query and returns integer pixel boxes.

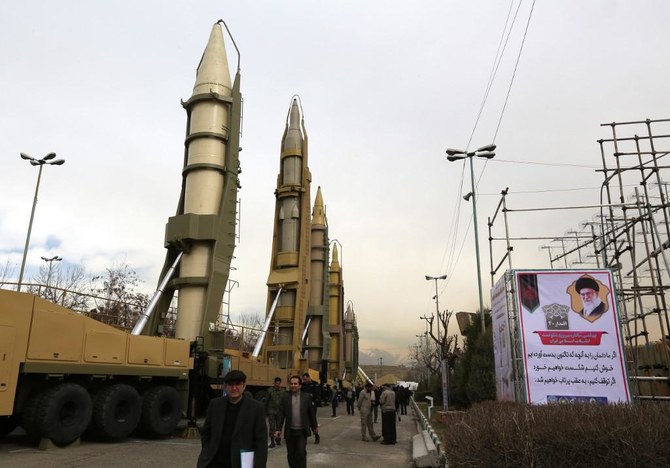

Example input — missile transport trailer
[0,22,307,446]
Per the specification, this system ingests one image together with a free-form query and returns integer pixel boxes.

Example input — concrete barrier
[412,430,441,467]
[410,397,445,467]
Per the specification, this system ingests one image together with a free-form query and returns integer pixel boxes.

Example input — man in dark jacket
[197,370,268,468]
[275,375,319,468]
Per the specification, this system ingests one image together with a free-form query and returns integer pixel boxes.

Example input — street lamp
[425,273,448,411]
[424,274,447,349]
[446,144,496,333]
[41,255,62,298]
[17,152,65,292]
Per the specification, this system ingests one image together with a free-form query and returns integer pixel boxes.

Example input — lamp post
[41,255,62,286]
[17,152,65,292]
[424,274,447,349]
[446,144,496,333]
[425,273,448,410]
[41,255,63,302]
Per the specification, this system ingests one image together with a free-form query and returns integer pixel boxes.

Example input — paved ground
[0,407,418,467]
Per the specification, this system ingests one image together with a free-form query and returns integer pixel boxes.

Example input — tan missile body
[265,98,312,370]
[328,243,344,378]
[344,301,359,380]
[307,187,328,372]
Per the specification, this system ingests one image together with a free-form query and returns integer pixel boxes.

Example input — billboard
[514,269,630,404]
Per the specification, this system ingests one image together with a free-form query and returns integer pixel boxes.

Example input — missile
[328,242,344,378]
[307,186,328,371]
[265,97,312,369]
[344,301,358,381]
[145,21,242,343]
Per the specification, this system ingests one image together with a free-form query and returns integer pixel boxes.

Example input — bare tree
[88,262,149,330]
[418,309,461,373]
[408,336,440,379]
[235,311,264,352]
[0,259,15,288]
[28,262,89,310]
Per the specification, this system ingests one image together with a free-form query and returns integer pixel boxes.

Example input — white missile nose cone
[283,98,304,154]
[193,23,232,96]
[289,99,301,128]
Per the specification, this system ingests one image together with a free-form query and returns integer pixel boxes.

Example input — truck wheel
[90,384,141,440]
[21,391,45,440]
[139,386,181,438]
[36,383,92,446]
[0,415,19,439]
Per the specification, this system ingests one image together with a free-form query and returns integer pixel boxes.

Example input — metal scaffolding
[488,118,670,401]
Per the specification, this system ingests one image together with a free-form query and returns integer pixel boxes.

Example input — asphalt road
[0,407,418,467]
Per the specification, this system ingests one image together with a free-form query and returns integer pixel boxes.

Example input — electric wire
[493,0,537,143]
[465,0,517,152]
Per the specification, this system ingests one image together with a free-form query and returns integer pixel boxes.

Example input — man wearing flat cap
[197,370,268,468]
[573,276,608,321]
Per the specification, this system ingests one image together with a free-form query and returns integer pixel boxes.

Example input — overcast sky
[2,1,669,364]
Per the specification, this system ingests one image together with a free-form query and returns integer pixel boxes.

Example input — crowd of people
[197,369,413,468]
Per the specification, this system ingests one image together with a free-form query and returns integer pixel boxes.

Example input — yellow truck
[0,290,189,444]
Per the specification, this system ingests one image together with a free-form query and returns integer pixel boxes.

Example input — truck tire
[0,415,18,439]
[21,390,45,440]
[36,383,92,445]
[90,384,141,440]
[139,385,181,438]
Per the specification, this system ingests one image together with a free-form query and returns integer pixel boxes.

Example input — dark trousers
[286,428,307,468]
[381,411,396,444]
[346,399,355,414]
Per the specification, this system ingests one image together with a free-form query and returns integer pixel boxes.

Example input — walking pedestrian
[357,382,380,442]
[345,387,355,415]
[379,384,397,445]
[275,375,319,468]
[197,370,268,468]
[399,386,409,415]
[301,372,319,408]
[328,385,338,417]
[372,385,381,423]
[265,377,283,448]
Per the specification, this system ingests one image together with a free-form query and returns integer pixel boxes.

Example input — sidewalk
[267,407,417,467]
[0,407,419,467]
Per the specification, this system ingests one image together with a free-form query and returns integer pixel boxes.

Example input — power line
[491,158,600,169]
[465,0,517,152]
[493,0,538,142]
[480,184,638,196]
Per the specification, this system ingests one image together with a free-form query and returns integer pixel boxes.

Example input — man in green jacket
[265,377,284,448]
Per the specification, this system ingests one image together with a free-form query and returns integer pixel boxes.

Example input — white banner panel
[492,275,515,401]
[515,269,630,404]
